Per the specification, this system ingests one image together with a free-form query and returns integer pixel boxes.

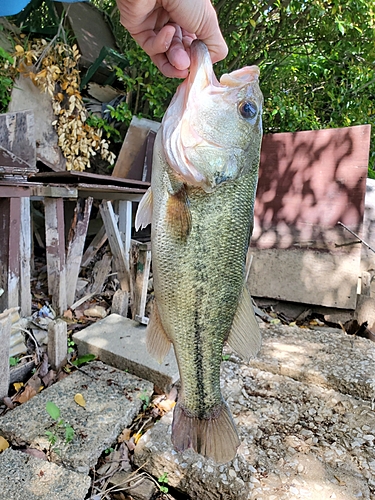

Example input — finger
[133,24,176,57]
[152,52,189,78]
[165,24,190,71]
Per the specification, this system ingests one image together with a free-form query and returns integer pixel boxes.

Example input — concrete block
[0,361,153,474]
[73,314,179,392]
[48,319,67,370]
[0,448,90,500]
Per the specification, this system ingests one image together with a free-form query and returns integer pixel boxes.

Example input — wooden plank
[0,309,11,400]
[65,197,93,307]
[99,201,130,294]
[31,184,78,199]
[113,116,160,179]
[19,197,31,316]
[90,253,112,294]
[0,110,36,175]
[0,198,22,311]
[32,170,150,189]
[8,77,66,171]
[81,224,107,268]
[250,124,371,308]
[117,200,132,284]
[76,186,145,202]
[131,240,151,322]
[44,198,67,314]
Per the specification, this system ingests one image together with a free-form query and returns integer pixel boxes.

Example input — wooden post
[65,197,93,307]
[117,200,132,280]
[0,198,21,311]
[44,198,67,315]
[20,197,32,316]
[131,240,151,324]
[99,201,130,290]
[48,319,67,371]
[0,309,12,400]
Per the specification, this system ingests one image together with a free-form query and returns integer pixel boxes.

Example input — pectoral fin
[227,285,261,361]
[146,300,172,363]
[135,187,153,231]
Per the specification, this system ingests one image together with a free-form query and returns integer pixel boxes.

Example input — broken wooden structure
[0,111,154,325]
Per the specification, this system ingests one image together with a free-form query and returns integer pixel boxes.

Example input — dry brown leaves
[14,39,116,171]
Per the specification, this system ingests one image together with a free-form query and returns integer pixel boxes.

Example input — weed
[139,390,150,411]
[67,338,76,354]
[45,401,75,454]
[9,357,19,367]
[158,471,169,494]
[222,354,230,361]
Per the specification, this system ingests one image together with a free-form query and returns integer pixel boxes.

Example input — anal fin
[172,401,240,464]
[227,285,261,361]
[135,186,153,231]
[146,300,172,363]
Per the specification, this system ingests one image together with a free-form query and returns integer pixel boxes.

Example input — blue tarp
[0,0,85,17]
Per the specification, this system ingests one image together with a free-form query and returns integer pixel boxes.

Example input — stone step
[0,448,90,500]
[0,361,153,474]
[73,314,179,393]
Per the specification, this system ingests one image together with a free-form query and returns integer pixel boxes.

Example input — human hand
[116,0,228,78]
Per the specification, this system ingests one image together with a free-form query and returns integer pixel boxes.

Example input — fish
[135,39,263,464]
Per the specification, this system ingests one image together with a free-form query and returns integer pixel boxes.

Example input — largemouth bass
[136,40,263,464]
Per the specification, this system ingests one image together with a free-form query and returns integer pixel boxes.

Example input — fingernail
[165,37,173,50]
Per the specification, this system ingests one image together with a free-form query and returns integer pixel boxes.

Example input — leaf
[133,432,142,444]
[46,401,61,420]
[14,44,24,54]
[118,428,131,443]
[250,19,256,28]
[74,393,86,407]
[0,436,9,452]
[65,425,75,443]
[15,385,37,404]
[13,382,23,392]
[9,357,18,366]
[71,353,96,366]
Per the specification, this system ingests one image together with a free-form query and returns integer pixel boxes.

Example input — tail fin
[171,401,240,464]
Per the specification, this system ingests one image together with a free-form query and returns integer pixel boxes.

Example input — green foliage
[158,472,169,494]
[86,114,121,142]
[0,45,14,113]
[70,353,97,366]
[91,0,375,173]
[67,338,76,354]
[9,357,19,367]
[213,0,375,172]
[139,390,150,411]
[45,401,75,452]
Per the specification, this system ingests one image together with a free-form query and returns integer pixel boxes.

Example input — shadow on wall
[249,124,371,309]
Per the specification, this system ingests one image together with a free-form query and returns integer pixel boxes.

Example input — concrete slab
[250,323,375,401]
[134,324,375,500]
[73,314,179,392]
[0,361,153,474]
[0,448,90,500]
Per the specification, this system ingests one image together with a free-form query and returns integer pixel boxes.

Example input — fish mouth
[187,40,220,93]
[162,40,261,192]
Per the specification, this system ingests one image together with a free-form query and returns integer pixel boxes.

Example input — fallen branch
[337,221,375,254]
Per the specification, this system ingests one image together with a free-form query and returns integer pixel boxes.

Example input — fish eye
[238,100,258,120]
